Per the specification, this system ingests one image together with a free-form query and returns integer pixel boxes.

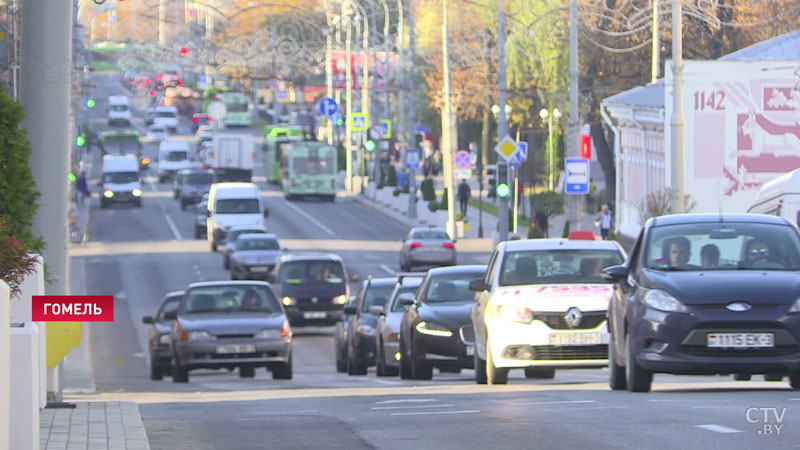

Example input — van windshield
[279,261,345,286]
[104,172,138,184]
[216,198,260,214]
[157,111,176,118]
[165,151,188,162]
[110,105,128,112]
[186,173,214,184]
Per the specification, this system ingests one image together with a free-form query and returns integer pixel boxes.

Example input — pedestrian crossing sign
[352,113,368,132]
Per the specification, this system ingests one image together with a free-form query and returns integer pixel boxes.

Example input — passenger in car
[241,289,262,311]
[701,244,720,268]
[580,258,604,278]
[505,257,538,285]
[660,237,691,268]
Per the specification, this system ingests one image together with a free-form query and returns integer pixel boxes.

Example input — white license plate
[707,333,774,348]
[303,311,327,319]
[549,332,602,346]
[216,344,256,354]
[250,266,269,273]
[466,346,475,356]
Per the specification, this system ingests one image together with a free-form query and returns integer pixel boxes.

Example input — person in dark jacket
[457,179,471,216]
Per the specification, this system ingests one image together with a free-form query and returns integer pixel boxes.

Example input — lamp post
[539,107,561,191]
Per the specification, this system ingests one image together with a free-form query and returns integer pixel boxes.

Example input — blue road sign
[406,148,421,170]
[517,141,528,162]
[565,157,590,195]
[509,154,521,168]
[318,97,338,117]
[277,90,288,100]
[454,150,471,169]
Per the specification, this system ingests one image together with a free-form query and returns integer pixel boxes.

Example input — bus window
[278,142,293,168]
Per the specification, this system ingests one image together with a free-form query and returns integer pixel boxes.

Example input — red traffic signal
[581,134,592,160]
[179,47,188,56]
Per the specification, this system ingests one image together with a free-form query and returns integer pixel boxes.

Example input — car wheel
[194,225,201,239]
[410,335,433,380]
[149,358,163,381]
[474,346,488,385]
[399,338,412,380]
[789,371,800,389]
[230,270,237,280]
[100,199,109,209]
[224,256,230,270]
[485,336,508,385]
[173,190,178,200]
[764,373,784,382]
[171,361,189,383]
[272,353,293,380]
[625,335,652,393]
[210,240,217,252]
[524,368,555,379]
[134,200,142,208]
[180,201,186,211]
[608,337,627,390]
[733,373,752,381]
[347,345,367,376]
[375,341,384,376]
[239,366,256,378]
[336,345,347,373]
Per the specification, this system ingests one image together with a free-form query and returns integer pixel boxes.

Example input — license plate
[707,333,774,348]
[250,266,269,273]
[216,344,256,354]
[303,311,327,319]
[549,332,602,346]
[466,346,475,356]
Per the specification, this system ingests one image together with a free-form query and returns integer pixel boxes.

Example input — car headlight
[642,289,689,313]
[415,321,453,337]
[132,188,142,197]
[185,330,214,340]
[282,296,295,306]
[103,189,114,198]
[158,334,170,345]
[335,295,347,305]
[357,323,376,336]
[255,328,282,339]
[789,296,800,313]
[498,304,534,324]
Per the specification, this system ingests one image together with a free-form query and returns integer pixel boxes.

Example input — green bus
[100,130,149,170]
[219,92,253,127]
[263,125,304,185]
[283,140,338,202]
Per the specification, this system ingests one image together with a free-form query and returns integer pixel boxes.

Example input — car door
[610,229,644,362]
[472,248,500,357]
[348,281,368,351]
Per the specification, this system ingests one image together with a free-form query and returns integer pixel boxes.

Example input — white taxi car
[469,232,626,384]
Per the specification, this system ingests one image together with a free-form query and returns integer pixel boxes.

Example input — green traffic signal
[68,172,76,183]
[86,98,96,108]
[365,140,376,152]
[496,183,510,198]
[336,118,343,126]
[76,136,86,147]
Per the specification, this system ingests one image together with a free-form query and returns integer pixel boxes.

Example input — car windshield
[279,261,345,286]
[110,105,128,111]
[390,285,420,312]
[421,272,484,303]
[227,229,265,243]
[157,297,181,321]
[215,198,260,214]
[104,172,138,184]
[186,173,214,184]
[179,285,280,314]
[157,111,176,118]
[164,151,187,161]
[411,230,450,240]
[362,285,395,313]
[645,222,800,271]
[149,127,165,134]
[236,238,280,251]
[499,250,625,286]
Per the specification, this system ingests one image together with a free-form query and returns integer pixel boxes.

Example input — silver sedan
[399,227,457,272]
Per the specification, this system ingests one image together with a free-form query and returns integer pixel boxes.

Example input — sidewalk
[39,402,150,450]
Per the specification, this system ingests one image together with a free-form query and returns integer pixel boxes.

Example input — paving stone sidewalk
[39,402,149,450]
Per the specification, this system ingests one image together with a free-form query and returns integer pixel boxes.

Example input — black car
[604,214,800,392]
[176,169,216,210]
[341,277,398,375]
[271,254,354,326]
[398,265,487,380]
[334,296,357,373]
[229,234,282,280]
[142,291,183,380]
[193,198,209,239]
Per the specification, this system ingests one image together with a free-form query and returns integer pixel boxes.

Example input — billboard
[665,60,800,212]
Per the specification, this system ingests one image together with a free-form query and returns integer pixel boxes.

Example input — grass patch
[467,197,531,230]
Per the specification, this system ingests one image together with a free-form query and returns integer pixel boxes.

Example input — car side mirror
[343,305,357,315]
[142,316,154,324]
[398,292,415,306]
[369,305,385,316]
[602,265,629,282]
[468,278,487,292]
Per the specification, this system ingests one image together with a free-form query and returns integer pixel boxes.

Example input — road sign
[565,157,590,195]
[581,134,592,159]
[277,90,288,100]
[517,141,528,162]
[369,126,384,140]
[494,135,517,161]
[207,101,227,122]
[318,97,338,117]
[454,168,471,180]
[509,154,521,168]
[380,119,392,139]
[454,150,471,169]
[406,148,420,170]
[352,113,368,132]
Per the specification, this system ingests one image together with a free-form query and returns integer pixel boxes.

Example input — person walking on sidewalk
[457,179,471,217]
[595,202,613,240]
[77,171,90,204]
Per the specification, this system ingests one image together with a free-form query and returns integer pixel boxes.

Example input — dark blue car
[604,214,800,392]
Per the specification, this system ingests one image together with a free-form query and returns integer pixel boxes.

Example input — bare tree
[638,188,698,225]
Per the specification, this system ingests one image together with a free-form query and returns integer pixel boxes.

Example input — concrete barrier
[0,281,9,450]
[12,256,46,409]
[9,322,40,450]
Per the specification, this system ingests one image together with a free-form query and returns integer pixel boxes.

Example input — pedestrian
[457,179,471,217]
[77,171,90,204]
[595,202,613,240]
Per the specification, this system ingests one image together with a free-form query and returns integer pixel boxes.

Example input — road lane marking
[371,378,403,386]
[538,406,630,412]
[380,264,395,275]
[372,404,454,410]
[375,399,437,404]
[513,400,595,406]
[695,425,743,434]
[283,201,336,237]
[390,410,480,416]
[790,398,800,401]
[149,180,182,240]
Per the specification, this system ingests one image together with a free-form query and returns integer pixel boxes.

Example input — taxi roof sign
[567,230,598,240]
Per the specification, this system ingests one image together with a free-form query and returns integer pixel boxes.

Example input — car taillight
[193,117,199,123]
[443,243,455,249]
[409,242,421,249]
[177,81,183,86]
[207,117,212,122]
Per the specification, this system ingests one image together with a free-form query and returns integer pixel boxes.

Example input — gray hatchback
[399,227,456,271]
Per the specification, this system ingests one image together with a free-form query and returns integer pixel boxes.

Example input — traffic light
[365,140,376,152]
[68,172,76,184]
[76,135,86,147]
[180,46,188,56]
[85,97,95,109]
[336,117,343,126]
[496,163,509,198]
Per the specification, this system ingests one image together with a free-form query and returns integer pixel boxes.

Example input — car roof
[648,213,790,227]
[501,238,625,252]
[366,277,399,287]
[396,275,423,286]
[229,225,267,231]
[279,253,343,263]
[424,265,487,276]
[237,233,278,240]
[410,226,448,233]
[164,290,184,299]
[186,281,271,290]
[177,168,211,175]
[159,140,190,149]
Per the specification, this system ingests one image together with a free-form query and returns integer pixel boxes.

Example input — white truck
[747,168,800,227]
[207,133,254,182]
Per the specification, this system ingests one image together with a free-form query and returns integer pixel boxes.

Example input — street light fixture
[539,107,561,191]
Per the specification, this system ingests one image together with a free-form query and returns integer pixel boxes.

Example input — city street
[57,74,800,450]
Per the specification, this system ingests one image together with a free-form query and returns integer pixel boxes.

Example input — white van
[207,182,268,251]
[107,95,131,126]
[153,106,179,132]
[748,169,800,226]
[158,140,192,182]
[100,154,142,208]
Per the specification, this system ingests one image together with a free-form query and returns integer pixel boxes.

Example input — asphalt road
[67,74,800,450]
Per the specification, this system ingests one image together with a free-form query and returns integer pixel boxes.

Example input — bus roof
[101,130,141,140]
[265,125,304,139]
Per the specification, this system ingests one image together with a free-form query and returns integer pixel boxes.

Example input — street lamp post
[539,107,561,191]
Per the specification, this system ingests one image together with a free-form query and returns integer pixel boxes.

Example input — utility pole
[651,0,659,83]
[670,0,684,213]
[566,0,580,230]
[396,0,405,163]
[131,0,136,42]
[325,3,334,145]
[345,1,353,192]
[497,0,509,242]
[442,0,456,240]
[159,0,166,46]
[407,0,417,219]
[369,1,380,194]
